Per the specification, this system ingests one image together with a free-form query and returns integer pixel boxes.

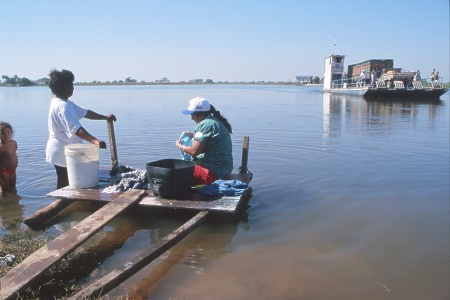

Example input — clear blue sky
[1,0,448,82]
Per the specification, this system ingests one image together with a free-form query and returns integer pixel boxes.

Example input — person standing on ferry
[360,70,366,87]
[370,70,376,87]
[414,70,421,81]
[431,69,436,81]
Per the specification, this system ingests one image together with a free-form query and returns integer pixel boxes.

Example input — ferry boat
[323,54,448,99]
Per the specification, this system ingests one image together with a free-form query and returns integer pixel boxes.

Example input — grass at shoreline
[0,232,128,299]
[0,232,49,277]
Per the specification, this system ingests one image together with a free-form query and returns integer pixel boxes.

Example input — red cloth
[193,165,218,185]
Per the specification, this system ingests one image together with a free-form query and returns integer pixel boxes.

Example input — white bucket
[65,143,99,188]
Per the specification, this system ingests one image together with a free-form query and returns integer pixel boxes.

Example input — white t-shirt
[45,97,88,167]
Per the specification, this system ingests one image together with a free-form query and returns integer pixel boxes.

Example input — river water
[0,85,449,299]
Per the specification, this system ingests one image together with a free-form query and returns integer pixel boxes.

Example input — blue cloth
[179,132,192,161]
[198,179,248,197]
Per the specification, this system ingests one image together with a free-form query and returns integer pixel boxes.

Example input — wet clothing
[46,97,87,167]
[193,164,219,185]
[192,115,233,179]
[179,132,193,161]
[199,179,248,197]
[0,167,15,176]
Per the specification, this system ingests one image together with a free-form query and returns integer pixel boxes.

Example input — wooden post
[107,119,119,174]
[239,136,249,174]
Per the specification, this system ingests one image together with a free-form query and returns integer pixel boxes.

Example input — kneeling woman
[176,97,233,185]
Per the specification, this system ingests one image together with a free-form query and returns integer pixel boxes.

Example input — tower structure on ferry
[323,54,345,90]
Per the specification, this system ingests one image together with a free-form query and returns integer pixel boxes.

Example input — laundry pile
[198,180,248,197]
[102,167,149,193]
[102,166,248,198]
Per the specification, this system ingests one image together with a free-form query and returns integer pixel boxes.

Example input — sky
[0,0,449,83]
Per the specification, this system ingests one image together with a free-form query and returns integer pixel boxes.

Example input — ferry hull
[325,87,448,100]
[324,88,367,96]
[363,88,448,99]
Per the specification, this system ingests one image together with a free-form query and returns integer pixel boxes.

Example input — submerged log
[23,199,75,230]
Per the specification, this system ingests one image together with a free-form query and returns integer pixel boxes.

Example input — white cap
[182,97,211,115]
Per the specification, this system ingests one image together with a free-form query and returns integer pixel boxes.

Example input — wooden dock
[46,172,252,213]
[1,134,252,299]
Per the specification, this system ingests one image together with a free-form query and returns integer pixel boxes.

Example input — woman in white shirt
[46,69,117,189]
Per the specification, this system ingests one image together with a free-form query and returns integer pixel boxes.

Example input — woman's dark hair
[194,105,233,133]
[210,105,232,133]
[48,69,74,97]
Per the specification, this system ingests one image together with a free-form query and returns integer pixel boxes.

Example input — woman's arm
[85,110,117,122]
[75,127,107,149]
[175,139,205,157]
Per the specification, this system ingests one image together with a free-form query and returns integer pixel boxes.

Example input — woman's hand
[182,131,193,138]
[93,139,107,149]
[106,114,117,122]
[175,139,183,150]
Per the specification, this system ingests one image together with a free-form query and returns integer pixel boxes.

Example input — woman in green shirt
[176,97,233,185]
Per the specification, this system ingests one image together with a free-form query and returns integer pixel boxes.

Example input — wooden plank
[47,184,252,213]
[0,189,146,300]
[45,173,253,213]
[68,210,209,300]
[47,186,121,202]
[46,187,252,213]
[139,187,252,212]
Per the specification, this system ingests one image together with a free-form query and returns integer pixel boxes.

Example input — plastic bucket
[65,144,99,188]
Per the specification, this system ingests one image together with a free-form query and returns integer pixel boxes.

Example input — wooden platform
[47,172,253,213]
[5,135,253,299]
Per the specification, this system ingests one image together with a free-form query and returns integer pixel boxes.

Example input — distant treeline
[1,75,48,86]
[0,75,323,87]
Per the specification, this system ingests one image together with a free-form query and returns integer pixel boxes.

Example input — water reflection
[38,202,246,299]
[322,93,444,138]
[0,193,24,232]
[107,212,244,299]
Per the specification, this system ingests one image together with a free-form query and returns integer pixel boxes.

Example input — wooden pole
[239,136,249,174]
[68,210,209,300]
[107,119,119,174]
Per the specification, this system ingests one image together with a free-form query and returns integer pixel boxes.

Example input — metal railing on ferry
[330,76,365,89]
[330,77,446,89]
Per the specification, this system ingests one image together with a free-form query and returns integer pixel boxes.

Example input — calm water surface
[0,85,449,299]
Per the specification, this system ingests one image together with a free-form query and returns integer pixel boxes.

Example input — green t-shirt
[193,115,233,178]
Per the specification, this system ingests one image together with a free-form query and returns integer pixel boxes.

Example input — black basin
[146,159,195,198]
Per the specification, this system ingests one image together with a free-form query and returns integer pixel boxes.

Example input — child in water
[0,122,18,194]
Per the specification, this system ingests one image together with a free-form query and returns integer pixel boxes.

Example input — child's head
[0,121,13,142]
[49,69,75,98]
